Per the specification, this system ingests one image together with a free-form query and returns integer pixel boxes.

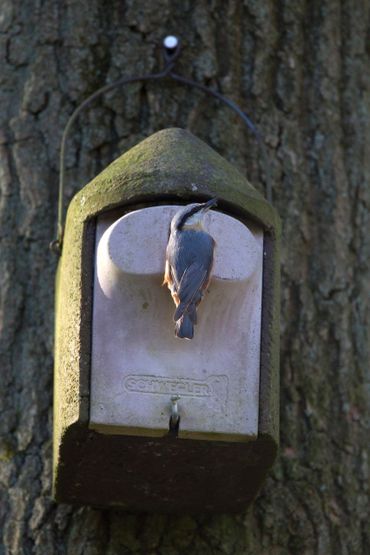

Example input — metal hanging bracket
[50,35,272,255]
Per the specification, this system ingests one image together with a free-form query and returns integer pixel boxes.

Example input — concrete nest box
[53,127,280,513]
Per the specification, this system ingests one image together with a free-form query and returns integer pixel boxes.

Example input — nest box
[53,128,280,512]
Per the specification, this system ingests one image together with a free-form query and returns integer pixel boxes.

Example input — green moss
[66,128,280,235]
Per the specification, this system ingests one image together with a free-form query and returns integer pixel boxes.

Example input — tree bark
[0,0,369,554]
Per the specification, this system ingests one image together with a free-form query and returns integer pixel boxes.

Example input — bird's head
[171,198,217,231]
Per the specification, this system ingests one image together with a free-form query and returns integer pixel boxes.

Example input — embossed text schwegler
[124,375,228,403]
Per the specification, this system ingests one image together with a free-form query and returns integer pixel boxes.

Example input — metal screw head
[163,35,179,50]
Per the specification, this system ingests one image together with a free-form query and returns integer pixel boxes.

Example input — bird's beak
[202,198,218,211]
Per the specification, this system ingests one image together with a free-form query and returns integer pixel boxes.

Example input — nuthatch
[163,198,217,339]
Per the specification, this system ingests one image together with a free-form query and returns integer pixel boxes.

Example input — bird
[163,198,217,339]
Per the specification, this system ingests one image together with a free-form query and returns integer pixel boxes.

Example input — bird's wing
[173,262,208,321]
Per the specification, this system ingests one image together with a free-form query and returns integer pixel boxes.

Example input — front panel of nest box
[89,205,264,442]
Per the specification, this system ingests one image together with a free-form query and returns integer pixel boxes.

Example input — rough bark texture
[0,1,369,554]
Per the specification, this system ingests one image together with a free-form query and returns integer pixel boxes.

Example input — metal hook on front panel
[169,395,180,433]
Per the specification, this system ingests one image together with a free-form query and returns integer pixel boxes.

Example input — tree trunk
[0,0,368,553]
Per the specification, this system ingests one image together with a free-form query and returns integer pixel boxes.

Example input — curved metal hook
[169,395,180,431]
[51,36,272,254]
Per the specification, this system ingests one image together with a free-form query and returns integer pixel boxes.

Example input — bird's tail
[174,297,199,323]
[175,314,194,340]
